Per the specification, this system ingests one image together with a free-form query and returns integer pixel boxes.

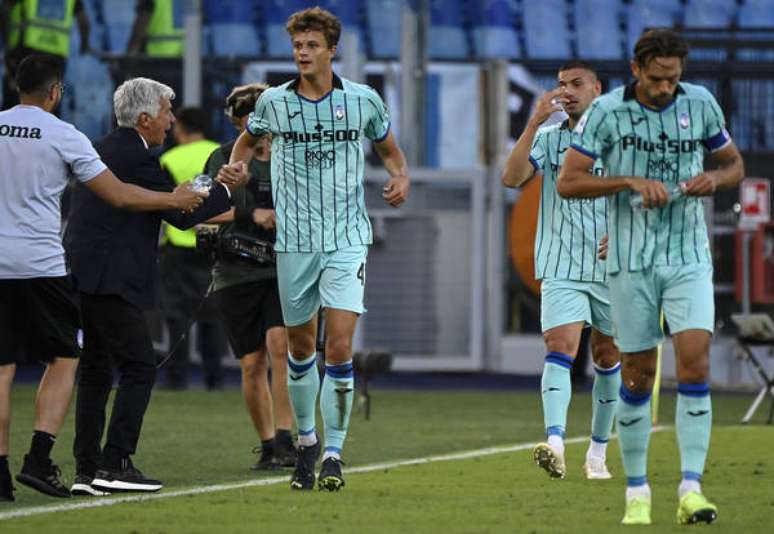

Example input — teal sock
[320,361,354,456]
[541,352,573,439]
[676,383,712,483]
[590,362,621,446]
[287,353,320,435]
[616,385,652,487]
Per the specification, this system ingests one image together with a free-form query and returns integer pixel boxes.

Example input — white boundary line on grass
[0,426,668,521]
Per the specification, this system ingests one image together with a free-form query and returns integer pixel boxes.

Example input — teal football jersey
[571,82,731,274]
[530,120,608,282]
[246,74,390,252]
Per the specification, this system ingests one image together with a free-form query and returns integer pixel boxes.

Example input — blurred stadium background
[2,0,772,394]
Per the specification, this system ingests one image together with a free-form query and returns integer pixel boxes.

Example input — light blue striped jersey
[246,73,390,252]
[571,82,730,274]
[530,120,608,282]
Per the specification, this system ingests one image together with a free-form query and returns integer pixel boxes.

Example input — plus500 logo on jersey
[282,129,360,143]
[622,135,702,154]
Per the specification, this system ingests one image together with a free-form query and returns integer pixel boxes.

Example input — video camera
[195,225,276,266]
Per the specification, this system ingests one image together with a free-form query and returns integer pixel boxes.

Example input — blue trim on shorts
[326,362,354,379]
[627,476,648,487]
[620,385,651,406]
[682,471,702,482]
[677,382,710,397]
[288,355,317,374]
[545,352,574,370]
[546,425,565,438]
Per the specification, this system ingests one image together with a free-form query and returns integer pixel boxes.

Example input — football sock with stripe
[616,385,652,491]
[541,352,573,451]
[287,353,320,439]
[589,362,621,458]
[676,382,712,497]
[320,361,354,459]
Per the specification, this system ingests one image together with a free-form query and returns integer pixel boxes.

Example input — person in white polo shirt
[0,55,205,501]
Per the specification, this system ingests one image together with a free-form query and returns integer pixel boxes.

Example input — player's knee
[677,357,709,384]
[542,331,575,357]
[621,358,656,393]
[326,336,352,362]
[592,341,620,369]
[241,352,268,377]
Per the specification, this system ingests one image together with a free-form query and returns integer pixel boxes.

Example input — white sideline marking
[0,426,668,521]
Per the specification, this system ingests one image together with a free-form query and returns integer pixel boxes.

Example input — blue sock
[616,385,652,487]
[287,353,320,436]
[590,363,621,447]
[320,361,354,457]
[541,352,573,440]
[676,383,712,486]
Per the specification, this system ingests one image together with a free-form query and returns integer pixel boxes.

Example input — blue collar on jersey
[287,73,344,93]
[559,119,570,130]
[625,81,686,112]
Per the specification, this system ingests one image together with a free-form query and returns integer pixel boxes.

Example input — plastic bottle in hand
[630,182,686,209]
[191,174,213,193]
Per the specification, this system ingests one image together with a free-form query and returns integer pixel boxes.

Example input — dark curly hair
[634,28,689,66]
[286,6,341,48]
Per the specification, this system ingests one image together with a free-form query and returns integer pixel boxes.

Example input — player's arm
[558,149,669,207]
[501,87,564,188]
[85,168,206,212]
[683,141,744,196]
[374,131,410,207]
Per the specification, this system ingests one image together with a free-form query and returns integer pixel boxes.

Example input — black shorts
[0,276,81,365]
[213,279,284,358]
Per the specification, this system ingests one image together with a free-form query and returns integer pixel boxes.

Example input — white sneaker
[533,443,566,479]
[583,456,612,480]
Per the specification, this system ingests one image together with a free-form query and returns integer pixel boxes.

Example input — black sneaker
[15,455,70,498]
[290,438,321,491]
[0,463,14,502]
[276,443,297,468]
[71,474,110,496]
[250,445,281,471]
[91,458,162,493]
[318,457,345,492]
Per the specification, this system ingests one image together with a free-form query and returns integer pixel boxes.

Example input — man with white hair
[64,77,244,496]
[0,56,205,501]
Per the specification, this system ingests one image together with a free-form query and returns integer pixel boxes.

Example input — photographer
[203,84,294,470]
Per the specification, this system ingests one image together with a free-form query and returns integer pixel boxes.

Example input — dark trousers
[73,293,157,474]
[160,245,224,388]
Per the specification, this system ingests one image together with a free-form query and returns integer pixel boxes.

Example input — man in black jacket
[64,77,244,495]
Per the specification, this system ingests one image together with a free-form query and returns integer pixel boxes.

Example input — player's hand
[216,161,248,191]
[627,177,669,208]
[172,182,207,213]
[683,173,717,196]
[383,174,410,207]
[528,87,567,128]
[252,208,276,230]
[598,235,608,261]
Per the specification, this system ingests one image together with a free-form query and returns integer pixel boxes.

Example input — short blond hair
[286,6,341,48]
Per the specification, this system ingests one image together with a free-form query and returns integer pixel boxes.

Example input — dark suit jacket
[64,127,231,310]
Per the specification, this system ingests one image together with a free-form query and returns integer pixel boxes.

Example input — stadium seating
[522,0,572,59]
[574,0,624,60]
[684,0,736,28]
[470,0,521,59]
[365,0,403,59]
[428,0,469,60]
[265,0,307,58]
[61,54,113,139]
[737,0,774,61]
[100,0,137,54]
[204,0,260,57]
[626,0,682,56]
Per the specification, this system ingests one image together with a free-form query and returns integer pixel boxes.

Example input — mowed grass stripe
[0,428,667,521]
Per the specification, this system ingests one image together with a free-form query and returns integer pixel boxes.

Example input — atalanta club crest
[679,113,690,129]
[335,105,345,120]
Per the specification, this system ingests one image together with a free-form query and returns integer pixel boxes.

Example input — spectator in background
[0,0,91,110]
[159,107,225,390]
[127,0,183,57]
[205,84,296,470]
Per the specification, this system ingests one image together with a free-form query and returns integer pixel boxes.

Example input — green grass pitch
[1,385,772,532]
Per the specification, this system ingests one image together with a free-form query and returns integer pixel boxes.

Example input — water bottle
[630,182,686,209]
[191,174,213,193]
